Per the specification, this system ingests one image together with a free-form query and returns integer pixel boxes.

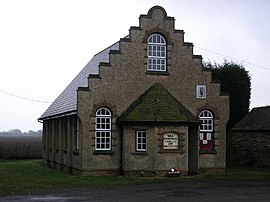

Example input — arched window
[147,33,166,71]
[199,110,214,151]
[95,108,111,150]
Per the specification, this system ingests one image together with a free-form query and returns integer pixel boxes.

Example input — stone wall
[122,125,189,176]
[42,116,81,174]
[42,6,230,176]
[228,131,270,167]
[77,6,229,174]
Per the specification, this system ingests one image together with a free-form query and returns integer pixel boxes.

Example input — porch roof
[117,83,200,125]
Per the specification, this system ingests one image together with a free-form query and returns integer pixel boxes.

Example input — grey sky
[0,0,269,132]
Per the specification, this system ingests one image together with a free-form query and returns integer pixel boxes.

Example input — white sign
[196,85,206,99]
[163,133,178,149]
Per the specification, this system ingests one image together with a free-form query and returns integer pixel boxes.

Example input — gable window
[147,33,166,71]
[136,130,146,152]
[199,110,213,151]
[95,108,111,150]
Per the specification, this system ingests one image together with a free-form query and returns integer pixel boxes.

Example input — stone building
[228,106,270,167]
[38,6,229,176]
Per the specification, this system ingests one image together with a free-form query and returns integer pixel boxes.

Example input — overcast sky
[0,0,269,132]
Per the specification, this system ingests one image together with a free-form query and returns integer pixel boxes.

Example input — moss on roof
[117,83,199,124]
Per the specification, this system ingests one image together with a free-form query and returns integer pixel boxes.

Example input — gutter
[38,110,77,121]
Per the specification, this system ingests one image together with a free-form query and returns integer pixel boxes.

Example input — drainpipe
[119,125,124,176]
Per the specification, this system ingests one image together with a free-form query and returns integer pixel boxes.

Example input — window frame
[95,108,112,151]
[199,110,214,151]
[136,130,147,152]
[75,117,80,150]
[147,33,167,72]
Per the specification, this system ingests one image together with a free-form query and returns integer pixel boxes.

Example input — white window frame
[136,130,146,152]
[95,108,111,151]
[147,34,166,72]
[199,110,213,132]
[199,110,214,151]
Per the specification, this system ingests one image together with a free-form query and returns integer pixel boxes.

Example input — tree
[204,60,251,130]
[8,129,22,135]
[0,129,42,135]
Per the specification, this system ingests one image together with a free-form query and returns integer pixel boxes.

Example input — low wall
[228,131,270,167]
[0,135,42,159]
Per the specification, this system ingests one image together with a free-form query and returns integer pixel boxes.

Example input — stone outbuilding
[228,106,270,167]
[38,6,229,176]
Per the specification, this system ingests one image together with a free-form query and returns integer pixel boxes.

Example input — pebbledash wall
[39,6,229,176]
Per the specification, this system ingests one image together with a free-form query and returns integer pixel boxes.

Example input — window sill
[158,150,184,154]
[73,150,79,155]
[132,152,147,156]
[93,150,114,155]
[146,71,169,76]
[199,150,217,155]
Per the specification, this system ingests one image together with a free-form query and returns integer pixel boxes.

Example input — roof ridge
[254,105,270,109]
[93,40,121,57]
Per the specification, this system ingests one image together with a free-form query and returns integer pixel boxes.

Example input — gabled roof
[232,106,270,131]
[39,42,120,120]
[117,83,199,125]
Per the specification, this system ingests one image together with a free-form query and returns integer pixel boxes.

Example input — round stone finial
[147,6,167,19]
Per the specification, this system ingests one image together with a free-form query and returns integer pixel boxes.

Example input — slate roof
[117,83,200,125]
[39,42,120,120]
[232,106,270,131]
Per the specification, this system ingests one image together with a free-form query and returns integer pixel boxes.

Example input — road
[1,179,270,201]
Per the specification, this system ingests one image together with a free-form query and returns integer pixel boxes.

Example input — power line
[1,46,269,104]
[0,89,52,104]
[195,46,270,71]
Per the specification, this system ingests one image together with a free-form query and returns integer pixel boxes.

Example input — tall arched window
[199,110,214,151]
[95,108,111,150]
[147,33,166,71]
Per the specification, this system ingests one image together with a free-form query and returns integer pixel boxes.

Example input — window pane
[147,34,166,71]
[157,35,160,43]
[136,131,146,151]
[199,110,214,151]
[95,108,112,150]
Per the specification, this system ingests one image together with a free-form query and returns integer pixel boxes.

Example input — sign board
[163,133,178,149]
[196,85,206,99]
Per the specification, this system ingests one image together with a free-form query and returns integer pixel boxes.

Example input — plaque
[163,133,178,149]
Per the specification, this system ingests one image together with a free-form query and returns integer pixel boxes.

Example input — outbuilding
[229,106,270,167]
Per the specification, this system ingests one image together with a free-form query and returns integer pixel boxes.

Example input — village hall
[39,6,229,176]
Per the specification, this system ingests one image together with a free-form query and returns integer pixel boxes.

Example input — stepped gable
[39,42,120,120]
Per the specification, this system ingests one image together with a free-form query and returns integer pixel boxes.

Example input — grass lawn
[0,159,270,196]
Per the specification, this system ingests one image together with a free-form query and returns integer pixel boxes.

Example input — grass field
[0,160,270,196]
